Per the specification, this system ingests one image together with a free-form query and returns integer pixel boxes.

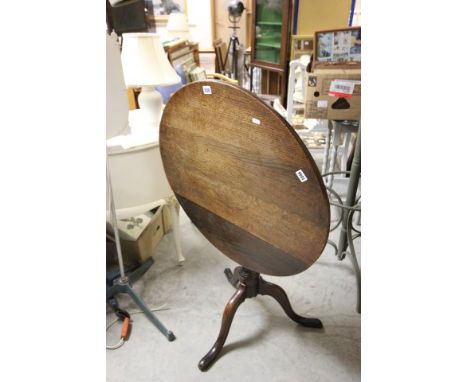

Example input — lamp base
[106,259,176,342]
[136,86,163,130]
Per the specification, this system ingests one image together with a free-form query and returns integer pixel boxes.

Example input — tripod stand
[223,15,241,80]
[106,156,176,341]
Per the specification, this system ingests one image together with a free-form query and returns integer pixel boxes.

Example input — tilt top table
[160,80,330,370]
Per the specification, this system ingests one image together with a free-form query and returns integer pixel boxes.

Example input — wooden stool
[160,80,330,370]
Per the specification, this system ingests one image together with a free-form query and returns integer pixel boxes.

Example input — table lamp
[106,31,129,139]
[121,33,180,129]
[166,12,190,41]
[106,32,180,342]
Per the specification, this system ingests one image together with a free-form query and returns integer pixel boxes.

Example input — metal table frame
[323,122,361,313]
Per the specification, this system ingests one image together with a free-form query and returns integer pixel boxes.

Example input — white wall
[352,0,361,26]
[186,0,213,51]
[154,1,213,51]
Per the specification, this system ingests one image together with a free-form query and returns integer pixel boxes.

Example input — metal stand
[106,157,176,341]
[223,15,241,80]
[322,120,359,188]
[107,277,175,341]
[336,125,361,260]
[323,123,361,313]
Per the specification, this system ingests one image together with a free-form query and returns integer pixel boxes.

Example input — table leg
[341,131,352,174]
[169,202,185,264]
[249,66,254,92]
[327,121,341,188]
[322,120,332,178]
[337,124,361,258]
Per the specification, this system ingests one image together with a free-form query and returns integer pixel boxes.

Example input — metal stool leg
[322,120,332,183]
[327,121,341,188]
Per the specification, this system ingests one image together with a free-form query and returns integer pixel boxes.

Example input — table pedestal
[198,267,323,371]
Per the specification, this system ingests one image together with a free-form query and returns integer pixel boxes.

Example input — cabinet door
[251,0,291,69]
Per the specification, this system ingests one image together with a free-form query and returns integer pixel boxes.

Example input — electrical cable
[106,304,170,350]
[106,338,125,350]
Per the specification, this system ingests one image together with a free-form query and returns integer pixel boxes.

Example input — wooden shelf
[257,21,282,26]
[250,0,293,106]
[256,42,281,49]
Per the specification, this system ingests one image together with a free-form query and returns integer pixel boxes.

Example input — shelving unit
[249,0,293,105]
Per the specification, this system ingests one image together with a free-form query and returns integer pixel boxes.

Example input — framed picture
[148,0,187,20]
[290,35,314,61]
[314,27,361,69]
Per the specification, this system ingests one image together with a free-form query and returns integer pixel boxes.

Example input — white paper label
[329,80,361,97]
[329,80,355,95]
[317,100,328,108]
[202,85,212,95]
[295,169,308,183]
[252,117,261,125]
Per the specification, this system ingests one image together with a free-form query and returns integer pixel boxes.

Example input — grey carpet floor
[106,205,361,382]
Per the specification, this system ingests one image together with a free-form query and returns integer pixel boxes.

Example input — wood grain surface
[160,80,330,276]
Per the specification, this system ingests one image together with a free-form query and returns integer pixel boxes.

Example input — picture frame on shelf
[147,0,187,22]
[314,26,361,69]
[290,35,314,60]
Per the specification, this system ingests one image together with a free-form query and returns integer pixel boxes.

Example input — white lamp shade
[106,33,129,139]
[167,12,189,32]
[121,33,180,87]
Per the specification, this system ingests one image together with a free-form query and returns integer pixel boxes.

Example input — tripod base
[107,260,176,342]
[198,267,322,371]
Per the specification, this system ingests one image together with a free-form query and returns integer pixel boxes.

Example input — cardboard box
[305,69,361,121]
[106,199,181,267]
[107,207,164,267]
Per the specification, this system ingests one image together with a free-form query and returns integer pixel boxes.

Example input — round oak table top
[160,81,330,276]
